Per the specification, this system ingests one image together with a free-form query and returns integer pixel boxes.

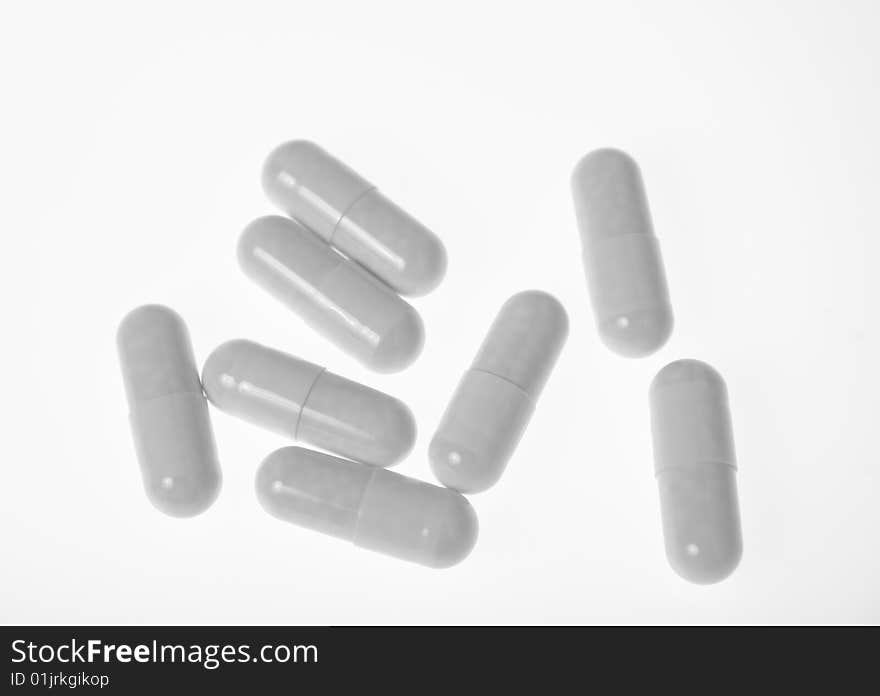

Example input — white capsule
[571,148,674,357]
[238,215,425,373]
[257,447,478,568]
[430,291,568,493]
[117,305,222,517]
[650,359,742,584]
[202,339,415,467]
[262,140,447,296]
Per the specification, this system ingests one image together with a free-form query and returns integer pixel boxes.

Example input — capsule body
[430,290,568,493]
[571,148,673,357]
[117,305,222,517]
[202,340,415,467]
[256,447,478,568]
[238,216,424,373]
[262,140,447,296]
[650,359,742,584]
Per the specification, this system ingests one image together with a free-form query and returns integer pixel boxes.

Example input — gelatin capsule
[117,305,222,517]
[430,290,568,493]
[650,359,742,584]
[202,339,415,467]
[256,447,478,568]
[238,215,424,373]
[263,140,447,296]
[571,148,673,357]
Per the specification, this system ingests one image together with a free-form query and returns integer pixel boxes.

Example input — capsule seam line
[470,367,532,399]
[293,367,327,440]
[328,186,378,246]
[350,466,381,546]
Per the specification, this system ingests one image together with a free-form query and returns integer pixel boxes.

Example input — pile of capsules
[117,142,741,583]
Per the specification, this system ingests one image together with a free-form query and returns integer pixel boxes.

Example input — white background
[2,0,878,624]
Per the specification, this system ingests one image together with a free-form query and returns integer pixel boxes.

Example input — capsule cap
[201,339,324,439]
[650,359,736,474]
[472,290,568,397]
[117,304,202,402]
[262,140,373,242]
[571,148,653,241]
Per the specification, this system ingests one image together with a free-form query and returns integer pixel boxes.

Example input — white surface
[2,0,878,624]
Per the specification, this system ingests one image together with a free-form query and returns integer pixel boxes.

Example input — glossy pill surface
[571,148,673,357]
[117,305,222,517]
[263,140,447,296]
[650,359,742,584]
[238,215,424,373]
[430,290,568,493]
[257,447,478,568]
[202,339,415,467]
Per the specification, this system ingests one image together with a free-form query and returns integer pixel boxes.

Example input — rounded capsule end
[200,339,252,407]
[506,289,570,351]
[666,535,742,585]
[236,216,277,273]
[506,289,569,323]
[429,439,502,494]
[598,306,673,358]
[571,147,639,187]
[426,492,479,569]
[368,305,425,373]
[372,397,417,467]
[117,304,185,352]
[145,470,222,518]
[395,234,448,297]
[334,188,448,297]
[261,140,323,203]
[254,448,289,520]
[428,369,533,494]
[651,358,724,391]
